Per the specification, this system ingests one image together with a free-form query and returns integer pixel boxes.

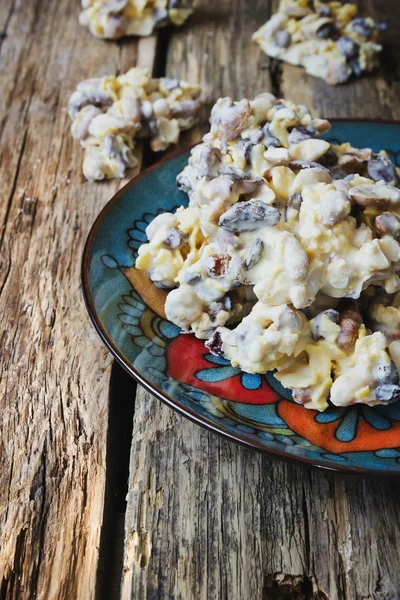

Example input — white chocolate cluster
[136,93,400,411]
[68,67,201,181]
[79,0,195,39]
[253,0,385,85]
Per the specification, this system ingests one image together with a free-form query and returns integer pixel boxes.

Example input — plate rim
[82,119,400,478]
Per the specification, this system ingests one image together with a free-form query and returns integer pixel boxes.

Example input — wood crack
[0,127,28,250]
[268,58,283,99]
[0,0,16,52]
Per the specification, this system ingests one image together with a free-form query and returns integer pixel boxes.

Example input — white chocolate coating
[136,93,400,411]
[79,0,195,39]
[253,0,384,85]
[69,68,201,180]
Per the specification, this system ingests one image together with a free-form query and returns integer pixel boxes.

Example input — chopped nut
[198,145,222,179]
[292,388,312,405]
[210,98,251,141]
[319,189,351,226]
[290,166,332,195]
[349,184,400,207]
[375,212,400,238]
[312,119,331,135]
[205,254,232,278]
[337,317,360,350]
[368,154,399,186]
[289,160,330,172]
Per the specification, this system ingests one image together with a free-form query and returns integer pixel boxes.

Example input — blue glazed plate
[82,120,400,476]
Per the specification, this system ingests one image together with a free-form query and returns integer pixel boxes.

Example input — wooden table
[2,1,400,598]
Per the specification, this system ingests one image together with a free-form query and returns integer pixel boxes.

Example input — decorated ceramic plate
[82,120,400,476]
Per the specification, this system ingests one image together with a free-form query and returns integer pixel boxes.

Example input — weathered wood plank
[123,1,400,599]
[0,2,157,598]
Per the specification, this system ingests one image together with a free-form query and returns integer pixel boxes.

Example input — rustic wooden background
[1,1,400,599]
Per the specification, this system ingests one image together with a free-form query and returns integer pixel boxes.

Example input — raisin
[176,173,192,193]
[219,200,280,232]
[350,18,373,38]
[375,384,400,402]
[164,228,184,249]
[319,149,339,167]
[237,139,255,164]
[318,6,331,17]
[337,36,359,60]
[184,272,202,285]
[261,123,281,148]
[374,361,399,385]
[349,59,362,77]
[317,22,339,40]
[288,125,318,145]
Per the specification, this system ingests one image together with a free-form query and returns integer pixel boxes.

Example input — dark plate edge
[81,120,400,478]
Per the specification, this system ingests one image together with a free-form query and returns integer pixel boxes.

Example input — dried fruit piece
[373,361,399,384]
[350,17,373,38]
[184,272,202,285]
[219,200,280,232]
[237,139,256,164]
[261,124,281,148]
[205,331,224,356]
[375,384,400,402]
[317,22,339,40]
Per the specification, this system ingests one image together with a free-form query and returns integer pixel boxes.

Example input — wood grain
[0,2,157,598]
[123,1,400,599]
